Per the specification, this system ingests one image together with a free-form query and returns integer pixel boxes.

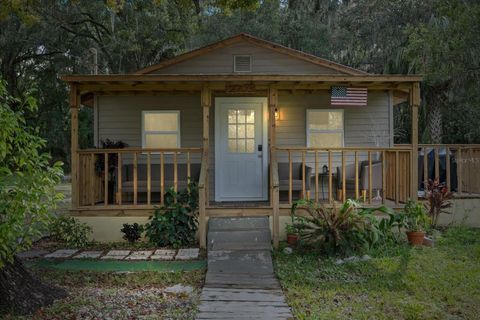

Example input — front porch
[65,75,480,248]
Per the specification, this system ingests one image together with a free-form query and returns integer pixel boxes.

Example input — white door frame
[214,97,269,201]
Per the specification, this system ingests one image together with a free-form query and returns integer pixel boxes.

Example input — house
[62,33,480,245]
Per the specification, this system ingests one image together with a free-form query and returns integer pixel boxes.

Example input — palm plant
[291,199,393,255]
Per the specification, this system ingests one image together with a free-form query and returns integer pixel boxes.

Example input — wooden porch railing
[273,147,413,206]
[76,148,203,207]
[397,144,480,196]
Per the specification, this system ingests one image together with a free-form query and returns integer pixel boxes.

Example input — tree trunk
[0,257,66,315]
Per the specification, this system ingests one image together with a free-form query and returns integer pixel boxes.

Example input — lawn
[5,266,205,319]
[274,227,480,320]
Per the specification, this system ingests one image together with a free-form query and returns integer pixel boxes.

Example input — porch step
[208,216,270,231]
[207,217,271,251]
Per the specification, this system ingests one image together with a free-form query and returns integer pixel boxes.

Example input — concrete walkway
[196,217,293,320]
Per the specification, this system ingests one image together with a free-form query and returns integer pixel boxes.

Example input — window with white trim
[142,111,180,148]
[306,109,344,148]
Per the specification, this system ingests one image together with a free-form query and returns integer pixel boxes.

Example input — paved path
[196,217,293,319]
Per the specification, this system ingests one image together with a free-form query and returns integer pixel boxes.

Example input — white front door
[215,97,268,201]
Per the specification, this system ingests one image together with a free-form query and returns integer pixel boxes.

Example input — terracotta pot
[287,233,299,245]
[406,231,425,246]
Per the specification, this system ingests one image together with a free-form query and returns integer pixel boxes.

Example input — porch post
[70,84,80,207]
[269,87,279,248]
[199,85,211,249]
[410,82,420,200]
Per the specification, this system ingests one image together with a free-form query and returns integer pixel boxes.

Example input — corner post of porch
[269,86,279,248]
[70,84,80,207]
[410,82,420,200]
[199,85,211,249]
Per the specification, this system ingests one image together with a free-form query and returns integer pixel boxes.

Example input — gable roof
[134,33,367,76]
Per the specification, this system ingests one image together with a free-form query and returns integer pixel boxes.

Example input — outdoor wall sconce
[274,108,279,121]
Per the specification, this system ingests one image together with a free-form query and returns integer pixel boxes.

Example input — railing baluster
[302,151,306,199]
[342,151,346,202]
[328,150,332,204]
[315,151,318,203]
[446,147,451,191]
[90,153,95,206]
[117,152,122,205]
[104,152,108,206]
[174,152,178,193]
[133,152,138,205]
[457,148,463,195]
[147,152,151,205]
[423,146,428,191]
[354,151,359,200]
[382,150,386,204]
[160,152,164,204]
[395,151,400,205]
[187,152,191,181]
[435,147,440,181]
[368,151,372,204]
[288,150,292,205]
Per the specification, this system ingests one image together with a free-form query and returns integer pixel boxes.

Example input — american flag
[331,87,368,106]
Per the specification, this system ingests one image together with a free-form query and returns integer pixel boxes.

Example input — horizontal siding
[96,91,392,201]
[98,95,202,149]
[152,42,343,75]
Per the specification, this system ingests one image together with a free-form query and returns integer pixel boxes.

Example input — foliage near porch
[274,227,480,319]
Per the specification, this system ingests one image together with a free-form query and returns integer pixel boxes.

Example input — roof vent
[234,55,252,72]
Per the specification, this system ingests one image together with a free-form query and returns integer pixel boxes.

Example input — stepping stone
[73,251,103,259]
[17,249,49,259]
[44,249,79,259]
[101,250,130,260]
[150,249,176,260]
[125,250,153,260]
[176,248,200,260]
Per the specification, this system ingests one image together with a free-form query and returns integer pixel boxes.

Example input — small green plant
[50,215,92,248]
[121,223,144,243]
[145,182,199,248]
[285,215,306,235]
[401,200,430,232]
[291,199,393,255]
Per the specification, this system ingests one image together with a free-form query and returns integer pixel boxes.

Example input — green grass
[274,227,480,320]
[27,259,206,272]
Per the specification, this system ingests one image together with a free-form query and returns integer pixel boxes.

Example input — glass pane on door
[227,109,255,153]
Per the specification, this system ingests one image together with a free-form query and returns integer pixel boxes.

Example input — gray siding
[151,41,343,75]
[96,91,392,201]
[97,95,202,148]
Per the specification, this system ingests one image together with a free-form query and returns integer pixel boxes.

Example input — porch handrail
[276,146,413,152]
[78,147,203,153]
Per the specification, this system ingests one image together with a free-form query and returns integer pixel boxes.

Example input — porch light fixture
[274,108,279,121]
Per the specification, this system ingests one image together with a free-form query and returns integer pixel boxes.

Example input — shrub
[121,223,144,243]
[145,182,198,248]
[291,199,393,256]
[425,178,452,228]
[50,215,92,248]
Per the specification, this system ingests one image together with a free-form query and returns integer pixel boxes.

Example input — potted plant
[402,200,430,246]
[285,223,299,245]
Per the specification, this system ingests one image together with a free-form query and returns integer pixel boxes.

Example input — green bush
[121,223,144,243]
[50,215,92,248]
[291,199,394,256]
[145,182,198,248]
